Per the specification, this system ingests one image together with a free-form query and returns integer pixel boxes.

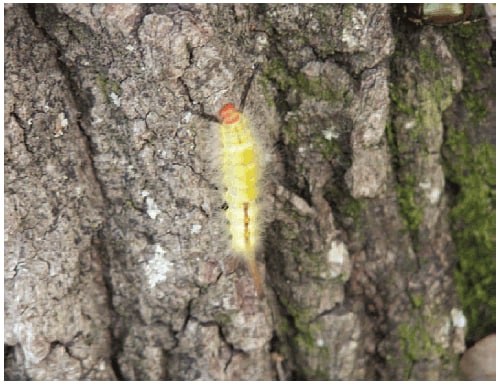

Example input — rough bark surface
[5,4,491,381]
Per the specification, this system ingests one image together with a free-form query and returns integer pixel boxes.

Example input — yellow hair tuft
[218,103,264,299]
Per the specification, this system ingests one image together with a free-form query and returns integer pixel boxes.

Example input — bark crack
[10,112,34,154]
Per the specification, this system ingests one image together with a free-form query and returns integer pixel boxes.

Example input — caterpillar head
[219,103,241,124]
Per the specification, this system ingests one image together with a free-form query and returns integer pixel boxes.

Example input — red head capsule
[219,103,241,125]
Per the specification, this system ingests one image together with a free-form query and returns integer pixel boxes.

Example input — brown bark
[6,4,488,380]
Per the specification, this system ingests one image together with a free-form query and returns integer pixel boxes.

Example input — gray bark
[6,4,490,380]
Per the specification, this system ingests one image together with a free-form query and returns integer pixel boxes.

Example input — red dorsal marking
[219,103,240,124]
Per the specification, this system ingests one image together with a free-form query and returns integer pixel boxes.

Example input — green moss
[263,58,290,91]
[214,311,234,326]
[385,119,398,162]
[260,77,277,108]
[340,197,364,230]
[418,46,440,72]
[96,73,109,101]
[294,328,316,350]
[277,319,291,337]
[444,129,495,343]
[96,73,122,104]
[442,21,492,124]
[341,4,355,19]
[276,280,337,379]
[441,19,496,344]
[396,175,423,244]
[111,80,121,96]
[282,117,300,147]
[398,319,449,380]
[409,293,425,309]
[386,133,423,247]
[444,22,492,82]
[310,131,339,161]
[389,87,414,116]
[293,320,332,380]
[399,326,423,378]
[387,38,456,247]
[388,86,424,156]
[463,93,488,124]
[264,58,352,106]
[297,72,350,104]
[278,291,313,332]
[323,179,364,231]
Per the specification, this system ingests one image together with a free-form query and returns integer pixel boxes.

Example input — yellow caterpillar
[218,103,264,299]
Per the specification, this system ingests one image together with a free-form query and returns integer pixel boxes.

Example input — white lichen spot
[59,112,68,128]
[182,111,192,123]
[404,120,416,130]
[125,44,135,52]
[325,240,351,280]
[351,10,367,29]
[256,32,268,52]
[428,187,441,205]
[341,9,367,50]
[14,322,50,365]
[222,294,232,309]
[419,181,441,205]
[316,338,325,347]
[212,89,228,105]
[328,240,346,265]
[54,112,68,137]
[322,127,339,141]
[145,196,161,219]
[191,224,202,234]
[341,31,357,50]
[419,181,432,190]
[451,308,466,328]
[110,92,121,107]
[439,317,451,338]
[145,244,172,288]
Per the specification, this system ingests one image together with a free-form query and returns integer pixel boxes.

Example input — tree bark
[5,4,492,380]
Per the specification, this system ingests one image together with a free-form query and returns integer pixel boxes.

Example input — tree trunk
[5,4,493,380]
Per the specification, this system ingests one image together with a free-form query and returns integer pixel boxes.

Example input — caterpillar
[218,103,264,299]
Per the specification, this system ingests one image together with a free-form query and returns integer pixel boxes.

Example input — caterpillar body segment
[218,103,264,299]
